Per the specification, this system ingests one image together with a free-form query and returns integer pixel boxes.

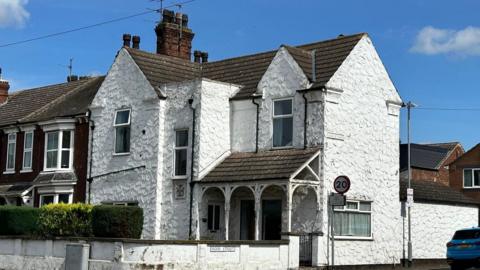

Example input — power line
[414,107,480,111]
[0,0,196,49]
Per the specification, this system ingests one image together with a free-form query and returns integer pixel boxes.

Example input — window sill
[3,170,15,175]
[332,236,373,241]
[113,152,130,157]
[172,176,188,180]
[463,187,480,190]
[272,146,294,150]
[41,169,73,174]
[20,169,33,173]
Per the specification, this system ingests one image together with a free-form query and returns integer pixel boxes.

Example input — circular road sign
[334,175,351,194]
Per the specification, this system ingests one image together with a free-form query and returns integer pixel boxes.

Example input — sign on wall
[333,175,351,194]
[210,246,236,252]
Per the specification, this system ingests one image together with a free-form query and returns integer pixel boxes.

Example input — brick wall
[450,144,480,200]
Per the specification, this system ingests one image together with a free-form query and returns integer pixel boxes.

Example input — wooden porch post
[254,185,261,240]
[287,184,293,233]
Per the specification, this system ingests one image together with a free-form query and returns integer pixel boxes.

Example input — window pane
[475,170,480,186]
[208,205,213,230]
[25,133,33,148]
[47,151,58,169]
[58,194,70,204]
[175,149,187,176]
[62,131,71,148]
[333,212,371,237]
[273,118,293,147]
[176,130,189,147]
[346,202,358,210]
[115,126,130,153]
[359,202,371,211]
[7,143,15,169]
[8,134,15,141]
[23,151,32,168]
[61,150,70,168]
[214,205,220,231]
[41,196,54,206]
[464,170,473,187]
[47,132,59,150]
[115,110,130,125]
[274,99,292,116]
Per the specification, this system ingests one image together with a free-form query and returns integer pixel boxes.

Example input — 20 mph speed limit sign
[333,175,351,194]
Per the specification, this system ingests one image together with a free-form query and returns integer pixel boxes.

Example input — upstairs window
[6,133,16,171]
[23,131,34,170]
[114,109,131,154]
[174,130,188,177]
[273,98,293,148]
[45,131,73,170]
[333,201,372,238]
[464,169,480,188]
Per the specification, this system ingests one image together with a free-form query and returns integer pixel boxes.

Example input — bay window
[40,193,72,206]
[174,129,188,177]
[273,98,293,148]
[333,200,372,238]
[6,133,16,171]
[23,131,33,170]
[464,169,480,188]
[114,109,131,154]
[44,130,73,170]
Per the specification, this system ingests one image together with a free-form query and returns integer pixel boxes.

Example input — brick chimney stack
[0,68,10,104]
[155,9,195,61]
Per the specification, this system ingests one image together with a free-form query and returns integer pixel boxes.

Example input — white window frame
[333,200,373,240]
[5,133,16,172]
[43,130,74,171]
[207,203,221,232]
[22,131,34,171]
[272,97,294,149]
[113,108,131,155]
[173,129,189,178]
[463,168,480,188]
[39,193,73,206]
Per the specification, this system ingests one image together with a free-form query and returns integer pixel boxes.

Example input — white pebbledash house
[89,10,403,267]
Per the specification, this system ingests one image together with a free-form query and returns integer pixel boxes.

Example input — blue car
[447,228,480,270]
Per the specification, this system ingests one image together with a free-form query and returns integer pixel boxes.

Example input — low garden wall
[0,236,298,270]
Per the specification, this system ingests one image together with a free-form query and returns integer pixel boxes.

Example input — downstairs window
[333,201,372,238]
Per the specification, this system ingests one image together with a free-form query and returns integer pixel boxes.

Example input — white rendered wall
[408,202,478,259]
[317,35,403,266]
[89,48,162,239]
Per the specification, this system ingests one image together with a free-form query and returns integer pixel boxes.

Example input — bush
[0,206,40,235]
[92,205,143,238]
[38,203,93,237]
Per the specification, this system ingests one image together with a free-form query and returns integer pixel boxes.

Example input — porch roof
[0,183,32,197]
[201,147,321,183]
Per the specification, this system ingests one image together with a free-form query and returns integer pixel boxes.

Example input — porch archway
[228,186,256,240]
[199,187,225,240]
[260,185,286,240]
[291,185,320,234]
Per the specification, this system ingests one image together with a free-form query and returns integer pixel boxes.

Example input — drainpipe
[86,109,95,204]
[188,98,196,239]
[251,96,260,153]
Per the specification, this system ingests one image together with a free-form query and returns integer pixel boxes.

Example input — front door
[262,200,282,240]
[240,200,255,240]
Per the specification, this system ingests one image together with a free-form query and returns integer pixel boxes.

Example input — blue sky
[0,0,479,149]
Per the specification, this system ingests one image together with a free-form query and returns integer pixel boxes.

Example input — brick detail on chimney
[0,80,10,104]
[155,10,195,61]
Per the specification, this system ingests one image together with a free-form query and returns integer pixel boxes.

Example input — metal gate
[299,234,313,266]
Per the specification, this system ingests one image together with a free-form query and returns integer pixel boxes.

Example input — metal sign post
[329,176,350,270]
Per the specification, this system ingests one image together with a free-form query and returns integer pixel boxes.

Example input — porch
[195,147,323,241]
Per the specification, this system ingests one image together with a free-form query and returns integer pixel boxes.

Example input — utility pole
[404,101,416,267]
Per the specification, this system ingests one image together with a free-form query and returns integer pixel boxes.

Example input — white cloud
[411,26,480,56]
[0,0,30,28]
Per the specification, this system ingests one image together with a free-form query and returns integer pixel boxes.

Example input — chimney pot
[193,50,202,63]
[67,75,79,82]
[201,52,209,63]
[162,9,175,23]
[123,34,132,47]
[132,35,141,49]
[175,12,183,25]
[182,14,189,27]
[0,68,10,104]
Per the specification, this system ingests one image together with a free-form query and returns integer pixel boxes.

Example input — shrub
[92,205,143,238]
[0,206,40,235]
[38,203,93,237]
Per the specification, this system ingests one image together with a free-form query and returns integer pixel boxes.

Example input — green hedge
[38,203,93,237]
[0,206,40,235]
[92,205,143,239]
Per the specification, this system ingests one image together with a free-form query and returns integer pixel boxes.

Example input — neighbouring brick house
[449,143,480,200]
[0,76,104,207]
[400,142,464,185]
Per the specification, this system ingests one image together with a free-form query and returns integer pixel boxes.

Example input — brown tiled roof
[127,33,365,100]
[0,77,103,127]
[400,179,479,206]
[202,147,321,182]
